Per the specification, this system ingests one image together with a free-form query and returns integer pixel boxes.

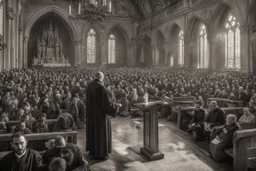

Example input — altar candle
[69,4,72,15]
[78,2,81,14]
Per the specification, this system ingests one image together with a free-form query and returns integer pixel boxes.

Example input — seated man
[204,101,225,141]
[209,114,241,162]
[42,136,90,171]
[238,107,256,123]
[0,121,7,133]
[188,101,206,141]
[0,132,42,171]
[52,109,75,132]
[15,121,33,134]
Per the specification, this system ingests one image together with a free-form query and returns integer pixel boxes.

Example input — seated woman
[188,101,205,141]
[238,107,255,123]
[209,114,241,162]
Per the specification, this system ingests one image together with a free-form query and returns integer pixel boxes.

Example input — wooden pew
[207,98,244,108]
[6,119,57,132]
[177,107,245,131]
[173,96,196,101]
[0,131,78,159]
[232,129,256,171]
[247,147,256,171]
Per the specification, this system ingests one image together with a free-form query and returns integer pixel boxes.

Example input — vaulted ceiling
[128,0,180,17]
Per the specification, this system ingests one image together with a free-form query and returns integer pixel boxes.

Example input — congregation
[0,67,256,170]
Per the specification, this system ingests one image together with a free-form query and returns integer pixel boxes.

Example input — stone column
[164,41,171,66]
[100,39,107,65]
[23,36,29,68]
[184,34,190,68]
[151,43,156,66]
[19,28,23,68]
[126,42,133,66]
[208,35,216,70]
[72,40,81,66]
[251,32,256,73]
[240,24,250,72]
[130,38,138,66]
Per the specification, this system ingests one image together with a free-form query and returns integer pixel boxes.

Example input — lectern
[134,101,165,161]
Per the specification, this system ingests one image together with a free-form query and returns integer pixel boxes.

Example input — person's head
[239,86,244,93]
[54,136,66,148]
[226,114,237,125]
[95,71,104,82]
[11,132,27,155]
[195,101,202,109]
[243,107,251,116]
[60,148,74,166]
[16,121,26,130]
[48,157,66,171]
[210,101,217,110]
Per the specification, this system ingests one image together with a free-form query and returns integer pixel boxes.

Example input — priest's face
[11,136,27,155]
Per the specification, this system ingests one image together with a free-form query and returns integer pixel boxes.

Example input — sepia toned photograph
[0,0,255,171]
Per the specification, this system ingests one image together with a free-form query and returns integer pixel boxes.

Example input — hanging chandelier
[68,0,111,23]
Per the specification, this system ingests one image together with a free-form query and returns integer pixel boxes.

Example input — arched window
[170,56,174,67]
[109,0,112,12]
[87,29,96,64]
[108,34,115,64]
[178,31,184,66]
[0,0,4,36]
[103,0,107,6]
[198,24,208,68]
[225,14,240,69]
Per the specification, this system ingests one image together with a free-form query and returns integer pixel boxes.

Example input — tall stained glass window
[103,0,107,6]
[108,34,116,64]
[87,29,96,63]
[0,0,3,36]
[109,0,112,12]
[225,14,240,69]
[198,24,208,68]
[178,31,184,66]
[170,56,174,67]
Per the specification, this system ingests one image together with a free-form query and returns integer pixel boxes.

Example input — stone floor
[77,117,233,171]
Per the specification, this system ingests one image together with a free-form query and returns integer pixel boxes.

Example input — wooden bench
[207,98,244,108]
[0,131,78,159]
[232,129,256,171]
[247,147,256,171]
[6,119,57,132]
[173,96,196,101]
[177,107,245,131]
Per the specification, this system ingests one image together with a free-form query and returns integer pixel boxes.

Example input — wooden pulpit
[134,101,165,161]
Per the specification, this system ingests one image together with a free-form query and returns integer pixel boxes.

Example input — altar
[32,21,71,67]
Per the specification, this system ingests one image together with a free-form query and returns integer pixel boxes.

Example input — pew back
[6,119,57,132]
[0,131,78,152]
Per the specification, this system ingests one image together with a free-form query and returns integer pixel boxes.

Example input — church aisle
[77,117,233,171]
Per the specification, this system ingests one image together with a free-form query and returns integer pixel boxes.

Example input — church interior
[0,0,256,171]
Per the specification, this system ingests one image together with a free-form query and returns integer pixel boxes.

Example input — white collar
[15,150,26,159]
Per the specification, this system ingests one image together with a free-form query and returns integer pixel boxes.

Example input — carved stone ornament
[6,7,15,20]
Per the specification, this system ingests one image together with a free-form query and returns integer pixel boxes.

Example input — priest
[86,71,121,160]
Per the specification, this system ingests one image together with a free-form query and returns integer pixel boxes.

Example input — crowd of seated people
[0,67,255,133]
[0,132,90,171]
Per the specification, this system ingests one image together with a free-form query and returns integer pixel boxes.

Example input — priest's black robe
[0,149,42,171]
[86,79,117,158]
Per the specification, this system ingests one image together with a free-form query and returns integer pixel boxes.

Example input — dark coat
[86,79,117,158]
[0,149,42,171]
[206,107,225,127]
[191,108,206,125]
[52,112,75,132]
[42,143,89,171]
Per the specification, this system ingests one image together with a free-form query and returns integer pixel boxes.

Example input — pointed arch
[169,23,183,66]
[25,5,77,41]
[106,24,131,44]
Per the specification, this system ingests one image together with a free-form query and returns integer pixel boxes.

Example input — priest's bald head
[95,71,104,82]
